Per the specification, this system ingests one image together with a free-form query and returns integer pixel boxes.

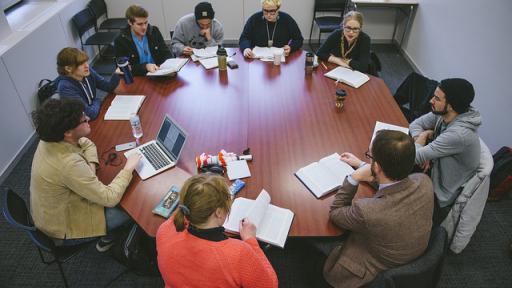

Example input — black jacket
[239,11,303,52]
[114,25,172,76]
[316,29,371,73]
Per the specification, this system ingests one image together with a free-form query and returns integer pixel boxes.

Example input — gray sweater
[410,109,482,207]
[171,13,224,57]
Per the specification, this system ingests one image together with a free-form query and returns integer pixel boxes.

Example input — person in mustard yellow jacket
[30,99,141,252]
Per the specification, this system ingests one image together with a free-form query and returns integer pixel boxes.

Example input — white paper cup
[273,51,282,66]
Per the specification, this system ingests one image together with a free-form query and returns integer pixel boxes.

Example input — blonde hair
[261,0,281,9]
[174,174,232,232]
[56,47,89,76]
[343,11,364,27]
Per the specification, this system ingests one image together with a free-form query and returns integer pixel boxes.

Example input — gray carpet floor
[1,44,511,287]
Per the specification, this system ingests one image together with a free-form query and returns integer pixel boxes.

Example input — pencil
[321,62,328,70]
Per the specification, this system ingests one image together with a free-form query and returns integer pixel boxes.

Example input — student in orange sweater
[156,174,278,288]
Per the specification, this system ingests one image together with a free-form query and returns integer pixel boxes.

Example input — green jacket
[30,138,132,239]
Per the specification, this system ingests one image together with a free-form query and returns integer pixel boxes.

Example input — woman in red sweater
[156,174,278,288]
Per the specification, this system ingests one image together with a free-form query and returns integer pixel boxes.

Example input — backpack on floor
[488,146,512,201]
[110,223,161,277]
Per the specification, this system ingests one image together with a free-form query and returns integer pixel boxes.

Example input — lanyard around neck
[266,20,278,47]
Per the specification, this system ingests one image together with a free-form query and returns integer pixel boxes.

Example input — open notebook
[295,153,355,198]
[223,190,294,248]
[191,46,218,61]
[146,58,189,76]
[104,95,145,120]
[324,66,370,88]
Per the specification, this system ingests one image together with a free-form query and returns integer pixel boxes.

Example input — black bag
[110,224,161,277]
[488,146,512,201]
[37,78,58,104]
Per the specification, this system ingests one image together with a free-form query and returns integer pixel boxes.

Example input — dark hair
[56,47,89,76]
[32,99,84,142]
[125,5,148,23]
[371,130,415,181]
[174,174,232,232]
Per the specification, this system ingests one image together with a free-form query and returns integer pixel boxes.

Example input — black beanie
[438,78,475,114]
[195,2,214,20]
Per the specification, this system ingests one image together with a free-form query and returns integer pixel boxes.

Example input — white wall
[104,0,397,42]
[0,0,89,180]
[403,0,512,152]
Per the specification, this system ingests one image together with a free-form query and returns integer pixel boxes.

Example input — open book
[252,46,286,63]
[146,58,189,76]
[370,121,409,146]
[223,190,294,248]
[295,153,355,198]
[191,46,218,61]
[104,95,145,120]
[324,66,370,88]
[198,56,234,69]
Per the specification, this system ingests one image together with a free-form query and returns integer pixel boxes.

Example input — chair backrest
[314,0,347,12]
[365,226,448,288]
[1,188,55,253]
[72,8,97,38]
[88,0,107,20]
[394,72,438,122]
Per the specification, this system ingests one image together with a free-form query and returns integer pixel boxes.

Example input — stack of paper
[324,66,370,88]
[226,160,251,180]
[295,153,355,198]
[252,46,286,63]
[191,46,218,61]
[147,58,189,76]
[223,189,294,248]
[104,95,145,120]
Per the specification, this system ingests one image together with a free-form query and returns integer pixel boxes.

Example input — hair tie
[179,204,191,216]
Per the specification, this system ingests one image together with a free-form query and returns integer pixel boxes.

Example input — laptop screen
[157,116,187,161]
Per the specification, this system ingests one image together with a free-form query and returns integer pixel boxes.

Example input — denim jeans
[55,206,133,246]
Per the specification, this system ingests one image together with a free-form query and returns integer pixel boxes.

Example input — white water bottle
[129,114,143,139]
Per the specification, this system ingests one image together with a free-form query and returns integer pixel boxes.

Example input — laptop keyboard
[140,143,171,170]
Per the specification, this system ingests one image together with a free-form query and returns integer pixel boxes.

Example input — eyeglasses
[263,8,278,14]
[343,26,361,33]
[365,150,374,161]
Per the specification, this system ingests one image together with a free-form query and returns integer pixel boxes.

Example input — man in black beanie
[410,78,481,224]
[171,2,224,57]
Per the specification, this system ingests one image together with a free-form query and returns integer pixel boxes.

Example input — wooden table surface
[88,49,408,237]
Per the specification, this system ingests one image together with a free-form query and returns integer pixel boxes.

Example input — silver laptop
[124,114,187,180]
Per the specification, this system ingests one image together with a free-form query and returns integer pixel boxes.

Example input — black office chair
[394,72,438,123]
[88,0,127,31]
[1,187,91,288]
[72,7,119,58]
[309,0,348,46]
[364,226,448,288]
[368,51,382,77]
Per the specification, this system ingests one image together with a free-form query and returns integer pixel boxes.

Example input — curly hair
[32,99,84,142]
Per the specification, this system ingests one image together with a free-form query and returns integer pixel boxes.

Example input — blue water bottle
[117,57,133,84]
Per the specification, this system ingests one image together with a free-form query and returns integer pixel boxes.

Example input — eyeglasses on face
[263,8,278,14]
[343,26,361,33]
[365,150,374,161]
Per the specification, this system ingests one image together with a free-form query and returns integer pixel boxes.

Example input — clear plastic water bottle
[129,114,143,140]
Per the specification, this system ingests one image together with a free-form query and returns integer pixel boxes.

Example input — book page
[148,58,189,75]
[252,46,285,62]
[256,204,294,248]
[370,121,410,147]
[192,46,218,59]
[319,153,355,182]
[198,57,219,69]
[298,162,339,197]
[105,95,145,120]
[324,67,369,88]
[246,190,271,228]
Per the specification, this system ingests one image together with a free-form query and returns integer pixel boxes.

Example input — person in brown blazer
[324,130,434,287]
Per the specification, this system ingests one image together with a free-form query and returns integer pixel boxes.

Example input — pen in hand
[321,62,328,70]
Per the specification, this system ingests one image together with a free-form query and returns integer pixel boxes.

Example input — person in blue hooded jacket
[56,47,120,120]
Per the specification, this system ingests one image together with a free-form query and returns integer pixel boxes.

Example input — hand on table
[283,45,291,56]
[145,63,159,73]
[340,152,364,168]
[243,48,255,58]
[183,46,193,56]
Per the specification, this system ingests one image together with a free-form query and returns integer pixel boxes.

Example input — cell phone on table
[115,142,137,152]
